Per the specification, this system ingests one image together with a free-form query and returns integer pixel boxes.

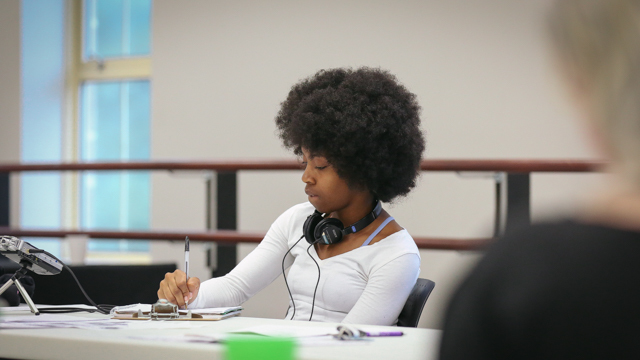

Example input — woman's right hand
[157,269,200,309]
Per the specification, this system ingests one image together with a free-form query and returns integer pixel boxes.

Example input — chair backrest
[397,278,435,327]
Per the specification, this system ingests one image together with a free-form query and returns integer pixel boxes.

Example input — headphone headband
[303,200,382,245]
[341,200,382,236]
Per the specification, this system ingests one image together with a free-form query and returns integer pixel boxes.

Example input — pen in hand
[184,236,190,309]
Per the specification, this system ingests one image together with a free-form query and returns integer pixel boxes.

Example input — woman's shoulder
[268,202,315,237]
[367,229,420,259]
[289,201,316,214]
[276,202,315,223]
[358,229,420,274]
[381,228,418,245]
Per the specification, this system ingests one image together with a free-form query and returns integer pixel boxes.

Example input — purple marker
[364,331,404,337]
[336,325,404,340]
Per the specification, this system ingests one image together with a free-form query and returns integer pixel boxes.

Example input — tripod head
[0,235,114,315]
[0,236,64,315]
[0,236,62,275]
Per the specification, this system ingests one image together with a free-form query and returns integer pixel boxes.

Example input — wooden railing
[0,228,492,252]
[0,159,605,172]
[0,159,605,275]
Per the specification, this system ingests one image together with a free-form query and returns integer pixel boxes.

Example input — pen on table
[336,325,403,340]
[364,331,404,337]
[184,236,190,308]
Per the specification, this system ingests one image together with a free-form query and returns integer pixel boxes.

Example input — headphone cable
[282,235,304,320]
[306,243,321,321]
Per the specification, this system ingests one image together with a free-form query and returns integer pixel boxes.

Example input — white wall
[0,0,21,163]
[0,0,606,329]
[150,0,604,329]
[0,0,22,228]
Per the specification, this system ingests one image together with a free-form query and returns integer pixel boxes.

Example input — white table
[0,309,441,360]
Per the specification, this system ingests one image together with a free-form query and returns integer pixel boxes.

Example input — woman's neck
[330,195,376,227]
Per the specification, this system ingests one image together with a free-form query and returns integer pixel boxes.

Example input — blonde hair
[549,0,640,184]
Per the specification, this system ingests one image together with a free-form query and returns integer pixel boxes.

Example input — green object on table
[225,335,296,360]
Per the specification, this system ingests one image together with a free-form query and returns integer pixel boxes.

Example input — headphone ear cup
[314,218,344,245]
[303,211,323,244]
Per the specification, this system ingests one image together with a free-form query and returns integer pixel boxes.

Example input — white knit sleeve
[340,252,420,326]
[188,206,299,309]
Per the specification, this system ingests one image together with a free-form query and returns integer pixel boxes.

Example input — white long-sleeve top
[188,202,421,325]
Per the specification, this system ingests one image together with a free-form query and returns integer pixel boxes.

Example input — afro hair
[275,67,425,203]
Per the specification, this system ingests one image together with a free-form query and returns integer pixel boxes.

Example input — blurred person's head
[549,0,640,188]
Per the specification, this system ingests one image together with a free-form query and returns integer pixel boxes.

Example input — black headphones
[303,200,382,245]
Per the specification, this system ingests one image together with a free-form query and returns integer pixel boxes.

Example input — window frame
[64,0,152,263]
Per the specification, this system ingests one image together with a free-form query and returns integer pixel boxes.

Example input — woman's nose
[301,166,313,184]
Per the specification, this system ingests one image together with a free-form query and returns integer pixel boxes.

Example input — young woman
[157,67,425,325]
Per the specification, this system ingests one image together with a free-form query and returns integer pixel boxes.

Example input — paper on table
[298,336,371,347]
[126,332,371,347]
[0,304,97,313]
[2,314,108,323]
[127,332,368,347]
[0,321,127,330]
[127,333,224,343]
[230,325,338,338]
[0,314,128,330]
[193,307,243,315]
[124,321,210,330]
[224,326,371,348]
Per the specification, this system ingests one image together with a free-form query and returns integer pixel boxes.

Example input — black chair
[397,278,435,327]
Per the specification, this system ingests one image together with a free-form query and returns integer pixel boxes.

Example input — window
[83,0,151,59]
[19,0,152,264]
[20,0,65,257]
[80,80,151,255]
[77,0,153,263]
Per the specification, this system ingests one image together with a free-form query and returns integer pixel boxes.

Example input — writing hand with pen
[157,269,200,310]
[158,236,200,309]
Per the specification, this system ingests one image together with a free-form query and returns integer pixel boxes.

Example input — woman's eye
[315,166,327,170]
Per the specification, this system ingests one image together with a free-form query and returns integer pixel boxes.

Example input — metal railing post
[213,171,237,277]
[205,173,215,273]
[0,172,8,227]
[504,173,531,234]
[493,172,505,238]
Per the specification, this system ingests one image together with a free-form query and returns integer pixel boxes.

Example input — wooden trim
[0,159,606,173]
[413,237,490,251]
[63,0,83,230]
[79,58,152,80]
[0,158,602,252]
[420,159,605,172]
[0,227,491,251]
[0,160,302,172]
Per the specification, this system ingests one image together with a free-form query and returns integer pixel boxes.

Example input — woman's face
[300,148,367,215]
